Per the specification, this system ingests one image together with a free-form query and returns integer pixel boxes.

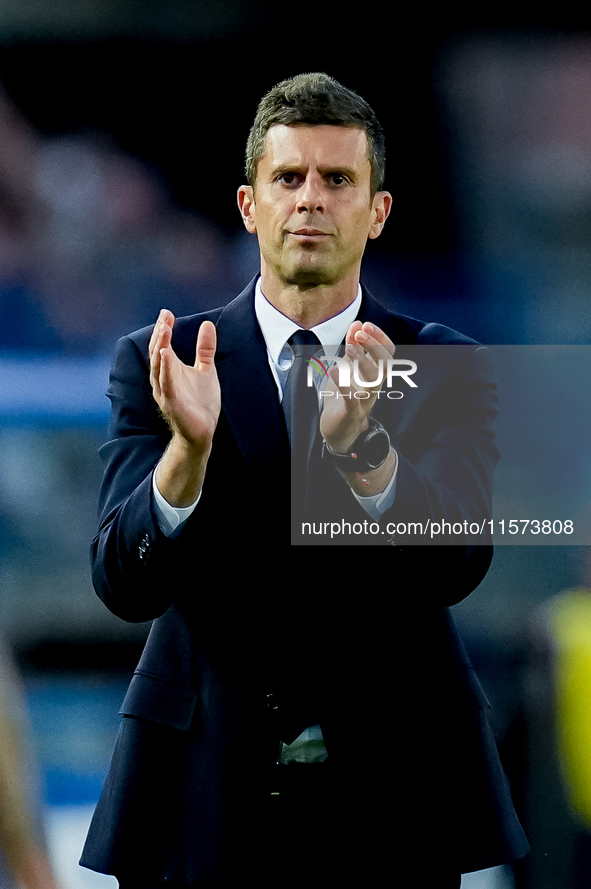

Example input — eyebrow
[271,164,361,183]
[320,165,359,182]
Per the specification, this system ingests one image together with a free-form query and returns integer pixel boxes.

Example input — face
[238,124,391,295]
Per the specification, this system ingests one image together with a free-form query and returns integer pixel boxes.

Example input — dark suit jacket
[80,278,528,882]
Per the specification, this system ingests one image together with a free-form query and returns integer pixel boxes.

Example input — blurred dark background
[1,4,591,887]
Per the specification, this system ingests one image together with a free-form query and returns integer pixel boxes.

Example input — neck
[259,273,360,329]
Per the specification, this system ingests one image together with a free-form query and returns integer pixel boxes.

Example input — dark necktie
[282,330,322,474]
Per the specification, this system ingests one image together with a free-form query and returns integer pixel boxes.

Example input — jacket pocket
[119,670,198,731]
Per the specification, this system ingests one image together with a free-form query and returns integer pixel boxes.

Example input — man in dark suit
[80,73,528,887]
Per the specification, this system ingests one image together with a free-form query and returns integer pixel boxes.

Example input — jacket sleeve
[90,330,183,622]
[304,341,500,606]
[380,343,499,604]
[386,345,498,524]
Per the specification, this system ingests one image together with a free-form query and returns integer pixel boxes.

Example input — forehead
[260,124,371,174]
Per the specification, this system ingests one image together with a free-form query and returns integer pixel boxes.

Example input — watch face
[364,429,390,468]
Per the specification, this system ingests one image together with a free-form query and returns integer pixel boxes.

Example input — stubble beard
[280,241,339,289]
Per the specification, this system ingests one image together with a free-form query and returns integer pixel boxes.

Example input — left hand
[320,321,395,452]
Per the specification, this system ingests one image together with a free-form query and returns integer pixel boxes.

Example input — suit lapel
[357,287,428,435]
[214,279,289,480]
[358,287,423,343]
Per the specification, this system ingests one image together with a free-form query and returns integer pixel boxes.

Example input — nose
[296,174,325,213]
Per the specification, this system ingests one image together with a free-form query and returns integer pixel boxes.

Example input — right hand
[149,310,221,507]
[149,309,221,454]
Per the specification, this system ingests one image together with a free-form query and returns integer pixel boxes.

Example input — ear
[368,191,392,240]
[237,185,257,234]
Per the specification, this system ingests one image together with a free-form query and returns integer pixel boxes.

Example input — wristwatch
[323,418,390,473]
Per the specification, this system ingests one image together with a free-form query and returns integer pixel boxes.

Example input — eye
[277,172,301,187]
[329,173,348,186]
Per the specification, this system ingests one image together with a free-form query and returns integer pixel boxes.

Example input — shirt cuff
[152,469,201,537]
[352,448,398,521]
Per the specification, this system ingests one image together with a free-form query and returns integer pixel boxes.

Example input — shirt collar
[254,276,362,362]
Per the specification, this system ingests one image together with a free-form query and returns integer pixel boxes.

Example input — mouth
[287,229,331,240]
